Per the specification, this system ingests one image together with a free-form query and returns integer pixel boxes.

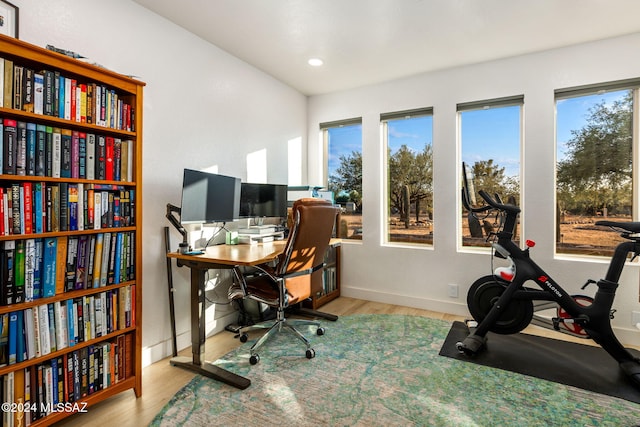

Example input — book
[35,124,46,176]
[42,237,57,297]
[13,240,25,303]
[0,120,3,176]
[55,236,67,295]
[237,234,275,245]
[96,135,106,179]
[33,238,43,300]
[68,183,78,231]
[33,182,44,234]
[23,181,33,235]
[75,235,89,290]
[23,307,36,359]
[34,72,44,115]
[71,130,80,178]
[3,118,17,174]
[237,225,277,235]
[13,64,23,110]
[3,372,14,427]
[0,188,4,236]
[22,67,34,112]
[51,127,61,178]
[78,132,86,179]
[3,58,12,109]
[99,232,111,287]
[15,121,26,175]
[65,236,79,291]
[38,304,51,356]
[2,240,15,304]
[45,126,53,176]
[66,300,75,348]
[0,57,4,107]
[24,238,36,302]
[11,183,20,234]
[47,303,56,353]
[92,233,104,288]
[59,182,68,231]
[105,136,114,180]
[54,300,68,351]
[26,122,36,176]
[0,313,8,366]
[8,311,18,364]
[16,310,25,362]
[86,133,96,180]
[60,128,72,178]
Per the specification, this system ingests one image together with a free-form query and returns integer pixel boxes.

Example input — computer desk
[167,241,287,390]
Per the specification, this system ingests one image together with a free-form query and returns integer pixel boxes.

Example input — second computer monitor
[239,183,288,218]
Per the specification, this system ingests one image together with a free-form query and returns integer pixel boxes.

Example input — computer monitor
[238,183,288,218]
[180,169,241,224]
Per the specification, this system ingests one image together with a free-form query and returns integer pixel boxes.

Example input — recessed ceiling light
[308,58,323,67]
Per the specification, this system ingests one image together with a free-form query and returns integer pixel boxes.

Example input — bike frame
[461,190,640,370]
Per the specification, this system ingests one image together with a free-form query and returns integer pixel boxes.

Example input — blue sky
[327,90,630,182]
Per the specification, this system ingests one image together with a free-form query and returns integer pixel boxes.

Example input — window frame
[457,95,525,251]
[380,107,434,247]
[554,79,640,258]
[320,117,363,240]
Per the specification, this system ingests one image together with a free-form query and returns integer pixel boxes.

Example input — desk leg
[170,267,251,390]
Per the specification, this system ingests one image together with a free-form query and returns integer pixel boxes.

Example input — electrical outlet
[632,311,640,327]
[448,284,459,298]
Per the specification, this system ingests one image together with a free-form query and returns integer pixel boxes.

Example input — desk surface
[167,241,287,266]
[167,239,341,267]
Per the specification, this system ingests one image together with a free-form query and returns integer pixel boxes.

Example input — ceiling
[133,0,640,96]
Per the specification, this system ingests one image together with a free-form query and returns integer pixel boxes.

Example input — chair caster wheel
[306,348,316,359]
[316,327,325,336]
[249,354,260,365]
[239,333,248,343]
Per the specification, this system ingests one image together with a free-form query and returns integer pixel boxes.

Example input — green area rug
[150,314,640,426]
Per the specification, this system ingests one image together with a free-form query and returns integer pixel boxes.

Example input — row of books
[1,333,132,425]
[0,182,135,236]
[0,58,135,131]
[0,285,134,367]
[1,119,134,181]
[0,232,135,306]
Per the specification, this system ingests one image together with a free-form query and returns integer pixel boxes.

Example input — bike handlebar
[463,189,521,215]
[477,190,521,215]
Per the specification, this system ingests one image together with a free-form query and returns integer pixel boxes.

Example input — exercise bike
[457,189,640,388]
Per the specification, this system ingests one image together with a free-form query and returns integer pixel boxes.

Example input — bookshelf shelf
[0,34,144,425]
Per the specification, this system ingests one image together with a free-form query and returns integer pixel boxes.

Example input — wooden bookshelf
[0,35,144,426]
[304,243,341,309]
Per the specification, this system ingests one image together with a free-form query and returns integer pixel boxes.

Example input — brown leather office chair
[230,198,338,365]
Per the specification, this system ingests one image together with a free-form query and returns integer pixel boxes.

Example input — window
[321,118,362,240]
[459,96,523,248]
[555,81,637,257]
[381,108,434,245]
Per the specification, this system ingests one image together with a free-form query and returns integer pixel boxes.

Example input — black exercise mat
[439,321,640,404]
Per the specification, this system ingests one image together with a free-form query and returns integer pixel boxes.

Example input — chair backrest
[277,198,338,278]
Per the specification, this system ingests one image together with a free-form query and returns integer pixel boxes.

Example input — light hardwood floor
[55,296,634,426]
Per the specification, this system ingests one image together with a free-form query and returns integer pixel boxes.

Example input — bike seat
[596,220,640,234]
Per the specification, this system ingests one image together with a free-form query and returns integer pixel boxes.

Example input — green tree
[328,151,362,211]
[388,144,433,223]
[469,159,518,205]
[557,93,632,215]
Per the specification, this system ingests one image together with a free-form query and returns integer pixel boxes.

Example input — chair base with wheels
[237,304,325,365]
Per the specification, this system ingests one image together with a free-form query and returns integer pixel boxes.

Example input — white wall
[20,0,307,365]
[308,33,640,346]
[16,1,640,364]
